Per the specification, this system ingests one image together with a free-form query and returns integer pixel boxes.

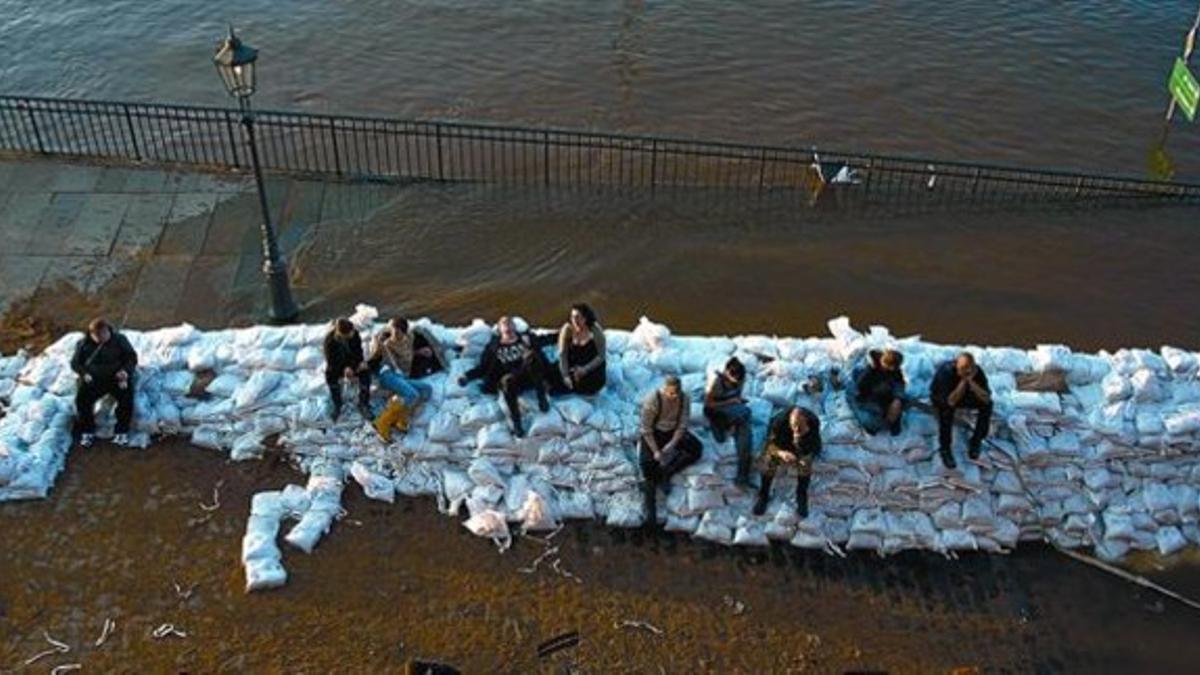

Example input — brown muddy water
[2,1,1198,179]
[2,439,1200,673]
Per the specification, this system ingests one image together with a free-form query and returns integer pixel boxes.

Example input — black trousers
[326,369,371,409]
[410,353,443,379]
[488,352,551,429]
[76,377,134,434]
[639,430,703,484]
[936,399,993,451]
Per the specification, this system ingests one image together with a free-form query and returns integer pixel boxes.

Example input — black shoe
[939,448,957,470]
[796,496,809,519]
[537,388,550,413]
[331,402,343,421]
[711,426,727,444]
[889,421,902,436]
[968,440,982,460]
[752,493,768,516]
[512,419,526,438]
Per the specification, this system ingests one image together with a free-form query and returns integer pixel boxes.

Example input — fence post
[436,123,445,181]
[329,119,342,176]
[224,109,240,167]
[121,104,141,161]
[757,147,767,193]
[543,130,551,187]
[650,139,658,193]
[21,102,46,155]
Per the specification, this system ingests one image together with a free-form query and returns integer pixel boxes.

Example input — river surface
[2,0,1198,178]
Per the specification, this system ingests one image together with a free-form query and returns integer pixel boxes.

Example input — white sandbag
[351,461,395,503]
[732,516,769,547]
[685,487,724,514]
[557,398,594,426]
[477,423,513,450]
[631,317,671,351]
[665,514,700,534]
[606,490,646,528]
[230,432,265,461]
[557,489,594,520]
[463,509,512,551]
[468,458,507,489]
[206,373,244,397]
[1157,526,1188,556]
[244,558,288,592]
[693,510,735,544]
[527,409,566,437]
[295,345,324,369]
[279,484,311,515]
[517,491,559,532]
[285,509,337,553]
[461,400,504,428]
[1130,369,1165,404]
[232,371,284,411]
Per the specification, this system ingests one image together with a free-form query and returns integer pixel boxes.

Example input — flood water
[2,0,1199,179]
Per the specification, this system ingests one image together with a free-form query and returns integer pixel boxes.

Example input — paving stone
[156,192,216,255]
[0,191,52,252]
[111,193,172,257]
[49,165,101,193]
[203,191,262,255]
[0,255,51,314]
[25,192,89,255]
[3,161,58,192]
[122,255,193,328]
[121,168,168,193]
[176,255,240,328]
[63,193,130,256]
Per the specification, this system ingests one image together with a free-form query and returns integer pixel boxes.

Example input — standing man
[930,352,992,468]
[71,318,138,448]
[849,348,907,435]
[639,375,704,530]
[324,318,372,421]
[753,406,822,517]
[704,357,754,488]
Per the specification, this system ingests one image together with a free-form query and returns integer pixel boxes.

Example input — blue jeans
[706,403,753,479]
[377,367,432,406]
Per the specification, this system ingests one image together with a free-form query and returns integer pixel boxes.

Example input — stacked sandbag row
[3,310,1200,580]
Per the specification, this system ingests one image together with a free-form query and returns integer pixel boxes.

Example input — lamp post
[213,25,299,324]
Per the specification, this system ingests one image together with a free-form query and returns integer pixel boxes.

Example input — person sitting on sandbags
[753,406,822,517]
[323,318,372,422]
[71,317,138,448]
[639,375,703,531]
[458,316,551,438]
[929,351,993,469]
[368,317,447,439]
[848,348,907,436]
[704,357,754,488]
[554,303,607,396]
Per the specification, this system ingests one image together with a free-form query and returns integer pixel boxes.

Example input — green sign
[1169,57,1198,122]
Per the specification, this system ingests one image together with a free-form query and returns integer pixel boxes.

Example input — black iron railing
[2,94,1199,210]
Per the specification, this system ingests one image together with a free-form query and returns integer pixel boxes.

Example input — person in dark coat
[753,407,822,517]
[71,318,138,448]
[929,351,993,468]
[324,318,371,421]
[848,348,907,435]
[458,316,551,438]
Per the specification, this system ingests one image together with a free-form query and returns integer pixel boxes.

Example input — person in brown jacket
[638,376,703,530]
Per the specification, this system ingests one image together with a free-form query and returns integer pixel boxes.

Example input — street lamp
[213,25,299,324]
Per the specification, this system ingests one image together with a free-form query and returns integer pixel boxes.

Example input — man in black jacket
[753,406,822,517]
[458,316,550,438]
[71,318,138,448]
[929,352,992,468]
[324,318,372,421]
[849,349,907,435]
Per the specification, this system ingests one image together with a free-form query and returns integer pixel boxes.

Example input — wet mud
[3,439,1200,673]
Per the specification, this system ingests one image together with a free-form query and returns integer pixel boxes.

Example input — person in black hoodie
[70,317,138,448]
[458,316,550,438]
[848,348,907,435]
[753,406,822,517]
[324,318,371,421]
[929,351,992,468]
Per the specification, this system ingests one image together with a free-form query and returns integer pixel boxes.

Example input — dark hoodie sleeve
[929,361,953,407]
[464,337,497,382]
[323,332,337,367]
[70,335,89,376]
[350,333,365,366]
[116,334,138,374]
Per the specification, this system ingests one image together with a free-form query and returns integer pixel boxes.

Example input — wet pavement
[2,439,1199,673]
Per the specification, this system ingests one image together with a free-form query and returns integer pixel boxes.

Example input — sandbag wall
[3,309,1200,586]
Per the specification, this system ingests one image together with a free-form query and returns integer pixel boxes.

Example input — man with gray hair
[638,375,703,530]
[929,351,992,468]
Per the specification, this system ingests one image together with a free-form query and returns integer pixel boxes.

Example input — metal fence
[3,94,1199,210]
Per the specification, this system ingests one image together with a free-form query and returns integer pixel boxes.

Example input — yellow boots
[373,397,410,442]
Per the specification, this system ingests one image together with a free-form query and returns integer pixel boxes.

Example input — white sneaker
[80,433,95,448]
[114,433,130,447]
